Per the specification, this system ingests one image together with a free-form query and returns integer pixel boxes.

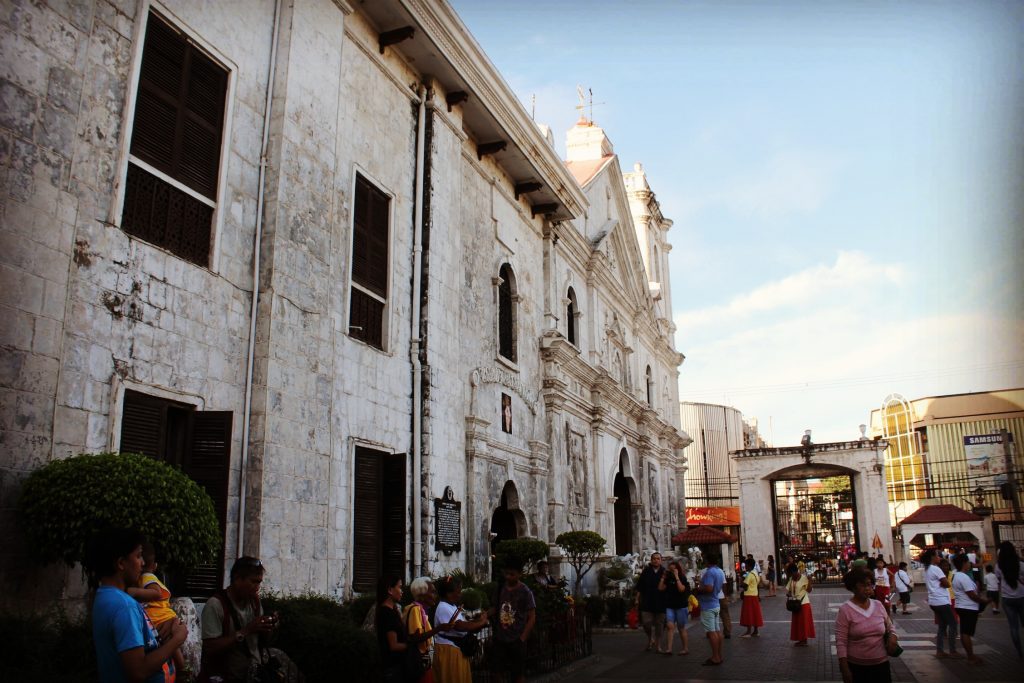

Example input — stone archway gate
[732,439,892,572]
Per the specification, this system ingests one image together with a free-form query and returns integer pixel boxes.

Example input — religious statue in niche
[501,393,512,434]
[566,429,588,509]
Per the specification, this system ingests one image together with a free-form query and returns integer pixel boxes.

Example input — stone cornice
[399,0,586,217]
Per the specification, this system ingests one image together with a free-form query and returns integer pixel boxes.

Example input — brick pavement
[548,585,1022,682]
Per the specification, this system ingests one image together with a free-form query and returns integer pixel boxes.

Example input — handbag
[881,605,903,658]
[403,606,433,677]
[786,598,802,613]
[456,632,479,658]
[404,646,431,679]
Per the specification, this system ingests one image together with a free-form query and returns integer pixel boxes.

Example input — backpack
[197,589,262,682]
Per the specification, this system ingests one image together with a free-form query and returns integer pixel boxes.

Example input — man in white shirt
[893,561,913,615]
[923,549,961,658]
[951,554,987,664]
[983,564,1000,614]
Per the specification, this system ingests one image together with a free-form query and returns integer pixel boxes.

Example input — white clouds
[673,251,1024,444]
[677,250,906,333]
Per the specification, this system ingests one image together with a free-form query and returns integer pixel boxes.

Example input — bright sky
[451,0,1024,445]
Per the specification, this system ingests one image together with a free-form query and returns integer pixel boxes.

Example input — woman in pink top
[835,567,899,683]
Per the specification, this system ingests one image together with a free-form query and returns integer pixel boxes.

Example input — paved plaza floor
[551,586,1022,682]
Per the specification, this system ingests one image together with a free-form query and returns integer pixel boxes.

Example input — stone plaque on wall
[434,486,462,555]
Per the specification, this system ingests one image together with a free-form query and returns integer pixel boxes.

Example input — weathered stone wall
[0,0,275,605]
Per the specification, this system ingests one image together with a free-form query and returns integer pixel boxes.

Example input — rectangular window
[349,174,390,349]
[120,389,232,598]
[352,446,406,592]
[121,11,228,267]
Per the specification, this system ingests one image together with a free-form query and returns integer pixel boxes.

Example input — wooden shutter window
[122,11,227,267]
[349,175,390,349]
[119,390,231,598]
[131,12,226,198]
[352,447,407,592]
[182,410,232,597]
[382,453,406,580]
[120,390,167,459]
[352,447,382,592]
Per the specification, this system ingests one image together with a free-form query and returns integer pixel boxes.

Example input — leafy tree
[494,538,549,574]
[17,452,220,575]
[556,530,606,596]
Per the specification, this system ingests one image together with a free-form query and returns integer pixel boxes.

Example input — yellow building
[869,389,1024,547]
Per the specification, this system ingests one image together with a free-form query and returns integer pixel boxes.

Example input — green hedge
[263,593,379,683]
[17,452,220,573]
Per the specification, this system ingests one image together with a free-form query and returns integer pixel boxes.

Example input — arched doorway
[614,451,635,556]
[490,481,526,577]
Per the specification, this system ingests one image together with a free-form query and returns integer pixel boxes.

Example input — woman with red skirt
[785,562,815,645]
[739,558,764,637]
[873,558,891,608]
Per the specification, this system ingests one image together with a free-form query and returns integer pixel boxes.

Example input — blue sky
[451,0,1024,444]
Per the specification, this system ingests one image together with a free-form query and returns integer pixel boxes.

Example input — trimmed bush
[494,538,549,573]
[263,593,378,683]
[17,452,219,574]
[555,531,606,596]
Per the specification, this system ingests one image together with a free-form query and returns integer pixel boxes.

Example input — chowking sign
[685,506,741,526]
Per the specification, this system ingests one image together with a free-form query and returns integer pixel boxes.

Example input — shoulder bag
[403,605,432,679]
[880,603,903,658]
[785,579,803,613]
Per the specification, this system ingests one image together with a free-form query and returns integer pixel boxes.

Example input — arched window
[645,365,654,405]
[498,263,517,362]
[566,287,578,346]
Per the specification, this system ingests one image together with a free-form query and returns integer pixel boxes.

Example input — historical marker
[434,486,462,554]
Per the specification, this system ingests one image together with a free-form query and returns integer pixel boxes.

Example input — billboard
[685,506,741,526]
[963,433,1013,488]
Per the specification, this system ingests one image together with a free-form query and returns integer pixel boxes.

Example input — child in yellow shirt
[127,543,186,674]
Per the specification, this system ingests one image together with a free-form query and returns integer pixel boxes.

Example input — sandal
[702,658,722,666]
[678,650,689,655]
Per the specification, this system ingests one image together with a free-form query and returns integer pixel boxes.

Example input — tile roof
[899,504,983,526]
[565,155,614,187]
[672,526,738,546]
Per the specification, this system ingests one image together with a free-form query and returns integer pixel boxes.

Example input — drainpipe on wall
[238,0,283,560]
[410,84,427,577]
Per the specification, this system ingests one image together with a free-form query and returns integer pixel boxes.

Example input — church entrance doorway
[613,452,635,556]
[490,481,526,578]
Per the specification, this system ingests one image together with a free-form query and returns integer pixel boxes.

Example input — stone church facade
[0,0,688,602]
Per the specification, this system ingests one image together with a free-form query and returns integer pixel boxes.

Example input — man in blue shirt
[696,553,726,666]
[87,528,186,682]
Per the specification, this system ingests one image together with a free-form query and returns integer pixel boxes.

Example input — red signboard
[685,506,741,526]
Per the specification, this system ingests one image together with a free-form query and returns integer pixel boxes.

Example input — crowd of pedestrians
[376,560,534,683]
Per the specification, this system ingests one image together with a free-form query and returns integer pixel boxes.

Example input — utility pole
[1003,428,1022,523]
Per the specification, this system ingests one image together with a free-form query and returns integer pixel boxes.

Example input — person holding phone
[659,561,690,655]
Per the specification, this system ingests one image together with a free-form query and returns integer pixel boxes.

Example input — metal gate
[772,475,860,583]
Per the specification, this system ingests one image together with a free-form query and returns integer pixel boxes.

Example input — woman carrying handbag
[785,562,815,646]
